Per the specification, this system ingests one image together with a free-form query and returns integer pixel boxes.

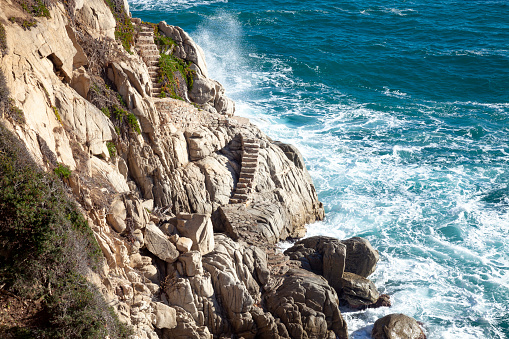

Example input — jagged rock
[177,213,215,255]
[284,236,346,294]
[126,196,150,229]
[152,302,177,330]
[341,272,379,308]
[76,0,116,39]
[176,237,193,253]
[178,251,203,277]
[184,127,225,161]
[342,237,379,278]
[372,314,426,339]
[139,264,159,283]
[273,141,305,170]
[71,67,91,99]
[201,235,270,337]
[145,222,179,263]
[158,22,209,78]
[106,195,127,233]
[162,307,213,339]
[264,268,349,339]
[65,26,88,69]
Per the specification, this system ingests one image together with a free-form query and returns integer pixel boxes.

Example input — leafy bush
[14,0,51,19]
[111,106,141,134]
[126,113,141,134]
[0,23,6,56]
[54,163,71,179]
[0,124,130,338]
[106,141,116,158]
[101,107,111,117]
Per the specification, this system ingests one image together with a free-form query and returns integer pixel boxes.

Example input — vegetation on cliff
[104,0,135,53]
[0,124,130,338]
[158,54,195,99]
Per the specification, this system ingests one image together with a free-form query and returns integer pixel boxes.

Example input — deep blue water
[129,0,509,337]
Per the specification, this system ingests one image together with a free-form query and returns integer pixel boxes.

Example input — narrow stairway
[136,25,162,97]
[229,136,260,204]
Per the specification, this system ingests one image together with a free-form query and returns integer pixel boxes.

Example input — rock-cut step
[229,134,261,205]
[133,20,162,98]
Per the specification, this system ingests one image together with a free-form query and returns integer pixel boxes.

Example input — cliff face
[0,1,375,338]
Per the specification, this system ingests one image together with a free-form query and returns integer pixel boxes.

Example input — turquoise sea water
[129,0,509,337]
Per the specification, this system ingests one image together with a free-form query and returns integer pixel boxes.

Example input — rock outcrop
[372,314,427,339]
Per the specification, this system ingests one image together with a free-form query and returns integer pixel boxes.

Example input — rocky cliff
[0,1,405,338]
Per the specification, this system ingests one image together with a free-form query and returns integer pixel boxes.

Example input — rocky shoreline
[0,0,426,338]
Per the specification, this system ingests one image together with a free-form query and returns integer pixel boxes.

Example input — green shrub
[101,107,111,117]
[126,113,141,135]
[6,99,25,124]
[106,141,116,158]
[0,124,130,338]
[54,163,71,179]
[116,92,126,107]
[113,105,126,120]
[31,0,51,18]
[0,23,6,56]
[16,0,51,18]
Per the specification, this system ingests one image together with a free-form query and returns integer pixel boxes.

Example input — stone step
[243,154,258,160]
[143,52,159,58]
[243,139,258,144]
[244,149,259,154]
[242,158,258,164]
[244,145,260,150]
[241,167,256,174]
[232,193,249,200]
[236,182,250,189]
[153,83,163,88]
[238,178,252,184]
[241,162,258,169]
[143,57,160,63]
[241,173,255,179]
[141,48,159,53]
[235,188,250,195]
[243,142,260,147]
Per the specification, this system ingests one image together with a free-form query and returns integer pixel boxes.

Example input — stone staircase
[229,136,260,204]
[136,24,162,97]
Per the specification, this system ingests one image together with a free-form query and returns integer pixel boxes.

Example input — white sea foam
[128,0,227,11]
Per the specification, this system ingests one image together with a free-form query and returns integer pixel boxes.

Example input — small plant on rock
[106,141,116,159]
[52,106,62,124]
[101,107,111,117]
[54,163,71,179]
